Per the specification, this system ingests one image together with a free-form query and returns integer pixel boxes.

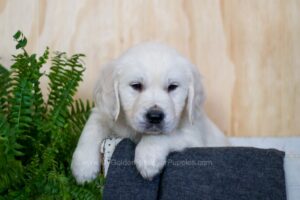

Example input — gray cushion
[103,139,286,200]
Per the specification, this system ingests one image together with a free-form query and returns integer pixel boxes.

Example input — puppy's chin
[144,131,162,135]
[143,126,163,135]
[133,125,164,135]
[132,123,174,135]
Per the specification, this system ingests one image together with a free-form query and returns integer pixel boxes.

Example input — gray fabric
[103,139,286,200]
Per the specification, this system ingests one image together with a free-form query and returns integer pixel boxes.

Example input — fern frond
[6,38,50,168]
[68,99,93,135]
[0,114,24,194]
[47,52,85,130]
[8,44,47,135]
[32,47,49,125]
[70,185,99,200]
[0,64,11,115]
[69,175,105,200]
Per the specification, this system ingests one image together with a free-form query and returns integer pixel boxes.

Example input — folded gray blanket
[103,139,286,200]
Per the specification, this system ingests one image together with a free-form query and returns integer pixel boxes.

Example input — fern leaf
[68,99,93,135]
[47,52,85,129]
[0,114,24,194]
[0,64,11,114]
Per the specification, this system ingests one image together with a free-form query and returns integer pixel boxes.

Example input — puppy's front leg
[71,108,107,184]
[134,131,203,180]
[134,135,170,180]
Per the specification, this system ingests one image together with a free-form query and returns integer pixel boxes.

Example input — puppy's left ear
[94,61,120,121]
[187,65,205,124]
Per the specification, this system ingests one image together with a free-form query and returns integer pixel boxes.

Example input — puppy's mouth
[134,122,165,135]
[143,124,164,134]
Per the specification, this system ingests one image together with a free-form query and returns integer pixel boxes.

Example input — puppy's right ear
[94,62,120,121]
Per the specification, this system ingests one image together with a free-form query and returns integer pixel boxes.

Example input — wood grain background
[1,0,299,136]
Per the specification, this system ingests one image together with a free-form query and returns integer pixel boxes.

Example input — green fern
[47,52,85,130]
[0,31,104,200]
[0,64,10,113]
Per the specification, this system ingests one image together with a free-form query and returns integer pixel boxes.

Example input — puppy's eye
[130,82,143,92]
[168,84,178,92]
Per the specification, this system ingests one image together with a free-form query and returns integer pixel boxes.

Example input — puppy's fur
[71,43,228,183]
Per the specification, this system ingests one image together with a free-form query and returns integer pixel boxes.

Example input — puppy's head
[95,43,204,134]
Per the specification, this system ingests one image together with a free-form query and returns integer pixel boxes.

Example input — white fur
[71,42,228,183]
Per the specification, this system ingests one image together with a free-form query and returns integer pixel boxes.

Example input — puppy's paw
[71,148,100,184]
[134,142,167,180]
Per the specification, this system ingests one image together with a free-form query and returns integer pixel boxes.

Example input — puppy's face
[116,44,192,134]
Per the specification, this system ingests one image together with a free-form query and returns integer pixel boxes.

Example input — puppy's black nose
[146,109,165,124]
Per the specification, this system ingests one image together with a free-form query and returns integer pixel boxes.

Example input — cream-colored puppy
[71,43,228,183]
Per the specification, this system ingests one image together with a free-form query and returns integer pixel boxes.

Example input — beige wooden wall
[0,0,299,136]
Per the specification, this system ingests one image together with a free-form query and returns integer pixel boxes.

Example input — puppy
[71,42,228,183]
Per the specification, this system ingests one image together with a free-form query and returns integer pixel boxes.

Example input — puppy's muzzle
[145,107,165,124]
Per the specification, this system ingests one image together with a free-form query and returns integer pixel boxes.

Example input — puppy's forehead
[117,43,190,80]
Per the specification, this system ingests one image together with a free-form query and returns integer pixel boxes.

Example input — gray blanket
[103,139,286,200]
